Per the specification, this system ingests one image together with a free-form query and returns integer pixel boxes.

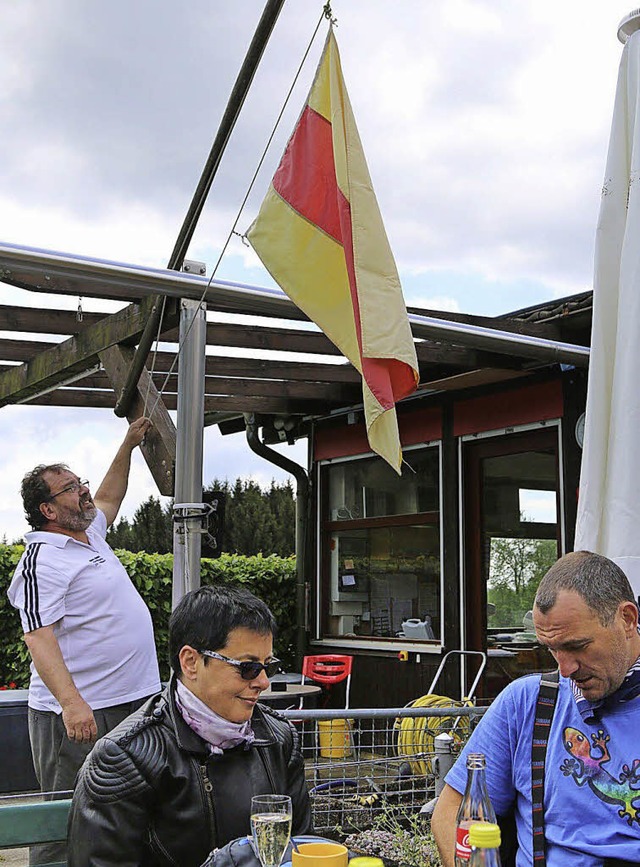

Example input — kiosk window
[321,446,441,643]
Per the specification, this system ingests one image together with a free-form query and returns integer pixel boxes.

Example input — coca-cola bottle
[468,822,502,866]
[454,753,496,865]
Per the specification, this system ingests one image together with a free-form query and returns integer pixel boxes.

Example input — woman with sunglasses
[68,584,312,867]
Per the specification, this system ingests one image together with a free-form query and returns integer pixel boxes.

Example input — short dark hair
[21,464,70,530]
[168,584,277,675]
[535,550,636,625]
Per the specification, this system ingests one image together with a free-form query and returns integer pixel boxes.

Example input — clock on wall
[575,412,586,449]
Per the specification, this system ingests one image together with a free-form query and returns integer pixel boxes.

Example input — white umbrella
[575,10,640,594]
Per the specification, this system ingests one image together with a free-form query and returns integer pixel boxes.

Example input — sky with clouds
[0,0,635,541]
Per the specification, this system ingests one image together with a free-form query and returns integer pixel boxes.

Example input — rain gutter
[114,0,287,417]
[408,313,589,368]
[244,413,309,667]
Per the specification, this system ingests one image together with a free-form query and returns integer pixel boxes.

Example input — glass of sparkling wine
[250,794,293,867]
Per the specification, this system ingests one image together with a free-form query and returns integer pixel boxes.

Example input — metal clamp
[172,503,214,537]
[173,502,223,557]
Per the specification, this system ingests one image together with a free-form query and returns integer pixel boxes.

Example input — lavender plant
[344,809,441,867]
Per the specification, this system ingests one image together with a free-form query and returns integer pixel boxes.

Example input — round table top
[259,683,322,701]
[269,672,302,685]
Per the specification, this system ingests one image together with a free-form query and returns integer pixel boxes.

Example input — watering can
[400,616,435,640]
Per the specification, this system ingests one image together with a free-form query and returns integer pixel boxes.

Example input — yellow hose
[394,693,472,776]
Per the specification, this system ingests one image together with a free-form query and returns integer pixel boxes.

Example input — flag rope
[144,5,331,418]
[142,294,168,417]
[322,3,337,26]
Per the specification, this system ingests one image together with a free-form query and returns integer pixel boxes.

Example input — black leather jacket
[67,680,312,867]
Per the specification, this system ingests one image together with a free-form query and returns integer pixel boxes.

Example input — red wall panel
[314,406,442,461]
[453,379,563,437]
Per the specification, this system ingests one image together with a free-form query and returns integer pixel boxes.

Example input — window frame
[459,420,563,654]
[314,442,445,653]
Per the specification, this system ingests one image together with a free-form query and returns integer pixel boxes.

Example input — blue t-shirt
[445,674,640,866]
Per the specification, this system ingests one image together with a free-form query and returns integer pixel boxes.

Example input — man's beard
[57,499,97,532]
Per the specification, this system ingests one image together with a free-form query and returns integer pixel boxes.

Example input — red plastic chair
[301,654,353,709]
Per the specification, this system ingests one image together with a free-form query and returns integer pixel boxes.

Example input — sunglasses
[199,650,281,681]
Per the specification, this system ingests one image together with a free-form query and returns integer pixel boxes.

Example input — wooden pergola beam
[26,389,329,416]
[202,377,356,401]
[0,361,528,407]
[419,368,530,392]
[0,305,104,335]
[200,356,359,383]
[0,331,524,375]
[0,298,547,418]
[0,348,521,404]
[11,373,354,404]
[202,322,340,355]
[99,344,176,495]
[0,357,360,387]
[143,353,361,384]
[406,305,561,337]
[0,339,57,362]
[0,301,565,342]
[0,297,179,407]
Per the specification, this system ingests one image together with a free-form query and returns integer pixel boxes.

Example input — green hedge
[0,545,297,687]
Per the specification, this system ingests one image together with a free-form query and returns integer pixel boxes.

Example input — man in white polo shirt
[7,416,161,865]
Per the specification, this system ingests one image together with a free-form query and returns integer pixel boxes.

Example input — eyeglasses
[45,479,90,501]
[199,650,281,681]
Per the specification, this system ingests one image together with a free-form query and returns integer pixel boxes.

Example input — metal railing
[0,705,487,847]
[281,705,487,833]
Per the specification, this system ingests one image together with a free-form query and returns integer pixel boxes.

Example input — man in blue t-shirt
[431,551,640,867]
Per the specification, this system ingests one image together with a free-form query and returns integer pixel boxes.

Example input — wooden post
[99,344,176,495]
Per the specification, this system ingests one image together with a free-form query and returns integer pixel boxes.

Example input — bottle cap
[349,859,384,867]
[468,822,501,848]
[466,752,487,769]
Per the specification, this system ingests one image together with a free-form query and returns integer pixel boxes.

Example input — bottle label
[455,824,472,861]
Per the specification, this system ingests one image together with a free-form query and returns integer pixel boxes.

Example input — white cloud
[0,0,635,538]
[408,295,461,313]
[0,0,632,302]
[0,194,174,268]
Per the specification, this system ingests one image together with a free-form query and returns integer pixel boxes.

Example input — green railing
[0,798,70,867]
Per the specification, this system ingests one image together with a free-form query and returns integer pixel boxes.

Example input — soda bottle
[468,822,502,866]
[454,753,496,865]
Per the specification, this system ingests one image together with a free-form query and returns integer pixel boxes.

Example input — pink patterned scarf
[175,679,255,755]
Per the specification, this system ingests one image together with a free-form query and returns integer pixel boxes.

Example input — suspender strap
[531,669,560,866]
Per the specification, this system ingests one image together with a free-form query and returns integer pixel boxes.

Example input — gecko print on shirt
[561,726,640,825]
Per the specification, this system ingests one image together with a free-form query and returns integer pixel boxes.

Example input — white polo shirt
[8,511,161,712]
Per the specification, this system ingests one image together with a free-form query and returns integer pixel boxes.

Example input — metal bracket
[172,503,212,538]
[181,260,206,276]
[172,501,222,557]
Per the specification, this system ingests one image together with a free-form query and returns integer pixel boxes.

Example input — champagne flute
[250,794,292,867]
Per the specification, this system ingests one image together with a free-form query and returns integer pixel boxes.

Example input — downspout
[244,414,309,667]
[114,0,287,418]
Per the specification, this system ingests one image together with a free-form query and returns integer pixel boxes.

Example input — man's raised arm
[94,418,152,526]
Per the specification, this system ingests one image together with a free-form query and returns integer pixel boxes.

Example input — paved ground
[0,847,27,864]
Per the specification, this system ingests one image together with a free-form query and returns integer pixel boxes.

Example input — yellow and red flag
[247,29,419,473]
